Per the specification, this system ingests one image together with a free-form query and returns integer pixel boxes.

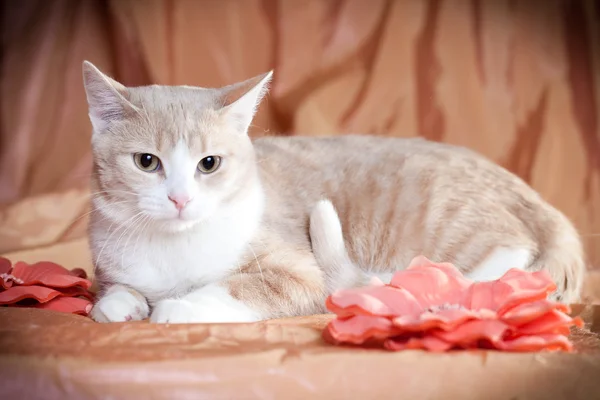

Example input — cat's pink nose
[168,194,191,211]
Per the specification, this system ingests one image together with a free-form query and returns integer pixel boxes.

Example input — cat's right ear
[82,61,137,134]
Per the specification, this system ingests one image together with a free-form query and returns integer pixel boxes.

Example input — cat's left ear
[219,71,273,135]
[82,61,138,134]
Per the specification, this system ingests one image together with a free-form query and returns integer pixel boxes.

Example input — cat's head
[82,61,272,232]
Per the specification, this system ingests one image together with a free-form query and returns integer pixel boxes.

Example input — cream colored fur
[82,61,585,324]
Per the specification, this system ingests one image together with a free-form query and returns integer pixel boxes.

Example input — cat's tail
[309,200,369,295]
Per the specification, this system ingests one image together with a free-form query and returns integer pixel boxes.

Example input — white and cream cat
[82,61,585,324]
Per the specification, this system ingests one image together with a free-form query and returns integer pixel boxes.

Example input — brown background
[1,0,599,276]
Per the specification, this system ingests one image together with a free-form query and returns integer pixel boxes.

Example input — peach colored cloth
[0,306,599,399]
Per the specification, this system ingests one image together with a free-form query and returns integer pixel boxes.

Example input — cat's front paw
[91,288,149,323]
[149,284,262,324]
[149,299,199,324]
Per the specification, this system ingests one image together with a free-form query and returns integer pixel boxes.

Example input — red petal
[0,285,62,304]
[384,335,454,352]
[58,285,95,301]
[0,277,13,290]
[390,256,472,308]
[469,269,556,313]
[393,307,496,332]
[500,300,570,326]
[516,309,582,336]
[433,319,510,346]
[326,284,423,318]
[11,261,92,289]
[496,334,574,352]
[34,296,93,316]
[0,257,13,289]
[327,315,399,344]
[406,255,467,279]
[69,268,88,279]
[0,257,11,274]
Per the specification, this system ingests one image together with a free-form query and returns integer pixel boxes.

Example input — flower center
[0,273,23,284]
[425,303,467,313]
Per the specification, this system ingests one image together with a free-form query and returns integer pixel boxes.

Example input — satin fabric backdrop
[1,1,599,283]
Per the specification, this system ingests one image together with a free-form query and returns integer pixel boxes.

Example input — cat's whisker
[87,189,140,198]
[113,212,146,264]
[45,191,138,236]
[120,213,148,268]
[95,211,143,267]
[132,215,153,262]
[235,260,245,301]
[68,200,138,229]
[247,243,269,298]
[129,214,152,257]
[255,237,277,260]
[89,206,142,229]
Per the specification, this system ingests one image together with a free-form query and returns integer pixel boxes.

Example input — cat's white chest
[123,235,237,302]
[105,215,259,305]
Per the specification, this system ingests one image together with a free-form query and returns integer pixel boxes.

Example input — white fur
[163,140,200,208]
[99,184,265,307]
[466,247,532,281]
[150,283,262,323]
[132,140,223,231]
[90,286,149,323]
[309,200,367,293]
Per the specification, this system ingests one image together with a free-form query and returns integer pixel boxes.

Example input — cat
[81,61,585,324]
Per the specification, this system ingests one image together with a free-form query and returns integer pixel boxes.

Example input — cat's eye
[133,153,161,172]
[197,156,221,174]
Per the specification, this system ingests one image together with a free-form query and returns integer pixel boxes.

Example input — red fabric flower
[0,257,94,316]
[324,256,583,352]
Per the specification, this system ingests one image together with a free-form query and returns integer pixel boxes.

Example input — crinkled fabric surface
[0,306,599,400]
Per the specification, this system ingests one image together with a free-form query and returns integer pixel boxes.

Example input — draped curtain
[1,0,599,268]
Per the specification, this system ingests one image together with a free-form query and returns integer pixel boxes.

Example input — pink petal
[326,284,423,318]
[469,268,556,313]
[384,335,453,352]
[390,256,472,308]
[500,300,570,326]
[407,255,467,279]
[0,257,11,274]
[0,275,14,290]
[516,309,583,335]
[69,268,89,279]
[496,334,574,352]
[327,315,399,344]
[0,285,62,304]
[393,307,496,332]
[12,261,92,289]
[0,257,13,289]
[433,319,510,346]
[58,285,96,301]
